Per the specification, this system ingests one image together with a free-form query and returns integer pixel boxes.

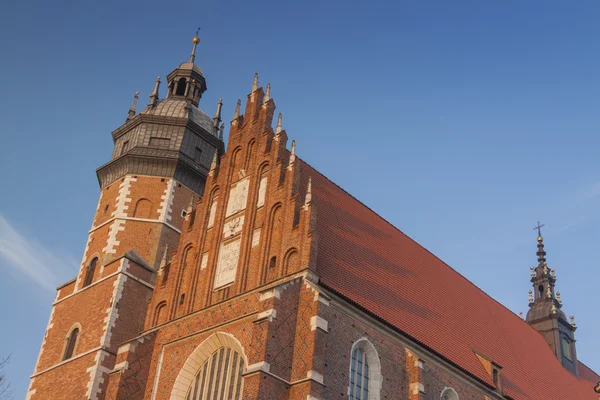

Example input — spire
[209,150,219,176]
[534,221,547,265]
[276,112,283,134]
[187,196,195,215]
[304,177,312,208]
[233,99,241,119]
[190,28,200,64]
[213,98,223,132]
[219,122,224,140]
[158,245,169,273]
[252,73,259,92]
[149,76,161,107]
[288,140,296,170]
[264,83,271,103]
[126,91,139,122]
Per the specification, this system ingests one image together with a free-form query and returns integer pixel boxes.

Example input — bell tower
[27,33,224,400]
[525,223,578,375]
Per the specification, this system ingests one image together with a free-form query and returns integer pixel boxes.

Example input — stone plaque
[214,239,241,289]
[257,176,268,208]
[207,200,218,228]
[226,178,250,217]
[200,252,209,270]
[252,228,261,248]
[223,216,245,239]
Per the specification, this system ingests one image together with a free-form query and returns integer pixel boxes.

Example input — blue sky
[1,0,599,397]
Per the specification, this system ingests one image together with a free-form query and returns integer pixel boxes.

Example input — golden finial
[519,311,524,319]
[551,268,556,278]
[543,262,549,275]
[530,266,535,278]
[528,290,533,303]
[556,291,562,304]
[190,28,201,63]
[551,303,557,314]
[570,315,576,327]
[546,286,552,298]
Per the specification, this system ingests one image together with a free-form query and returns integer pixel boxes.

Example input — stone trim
[167,332,247,400]
[310,316,328,332]
[255,309,277,322]
[52,268,153,306]
[349,338,383,399]
[91,215,181,235]
[30,346,104,378]
[410,382,425,395]
[158,179,176,223]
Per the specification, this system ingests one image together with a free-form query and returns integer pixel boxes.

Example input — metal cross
[533,221,545,237]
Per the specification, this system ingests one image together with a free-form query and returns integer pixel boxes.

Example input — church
[26,34,600,400]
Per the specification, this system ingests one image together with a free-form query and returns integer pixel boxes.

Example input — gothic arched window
[63,327,80,361]
[185,347,244,400]
[83,258,97,288]
[441,387,459,400]
[349,338,381,400]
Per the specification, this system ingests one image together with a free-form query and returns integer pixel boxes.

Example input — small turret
[148,76,161,107]
[126,91,139,122]
[525,223,578,375]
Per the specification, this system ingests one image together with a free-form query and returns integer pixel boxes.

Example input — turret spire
[233,99,241,119]
[534,221,547,265]
[252,73,259,92]
[126,91,139,122]
[276,112,283,134]
[158,245,169,272]
[304,177,312,208]
[209,150,219,176]
[190,28,200,64]
[148,76,161,107]
[213,98,223,133]
[264,83,271,103]
[288,140,296,170]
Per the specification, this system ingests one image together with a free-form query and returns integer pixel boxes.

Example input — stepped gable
[294,158,600,400]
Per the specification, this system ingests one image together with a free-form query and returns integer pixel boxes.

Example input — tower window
[83,258,98,288]
[561,337,573,361]
[63,327,79,361]
[194,147,202,163]
[538,284,543,299]
[121,140,130,155]
[176,78,187,96]
[269,256,277,269]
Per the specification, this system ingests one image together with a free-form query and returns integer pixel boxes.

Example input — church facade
[26,35,600,400]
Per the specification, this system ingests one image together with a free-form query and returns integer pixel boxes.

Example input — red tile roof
[299,159,599,400]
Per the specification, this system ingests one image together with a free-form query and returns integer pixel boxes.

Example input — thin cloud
[0,215,77,291]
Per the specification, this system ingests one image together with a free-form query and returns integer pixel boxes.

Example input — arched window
[349,338,381,400]
[171,332,246,400]
[186,347,244,400]
[63,327,80,360]
[538,284,543,299]
[133,198,153,218]
[153,302,167,326]
[83,258,97,288]
[176,78,187,96]
[441,387,459,400]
